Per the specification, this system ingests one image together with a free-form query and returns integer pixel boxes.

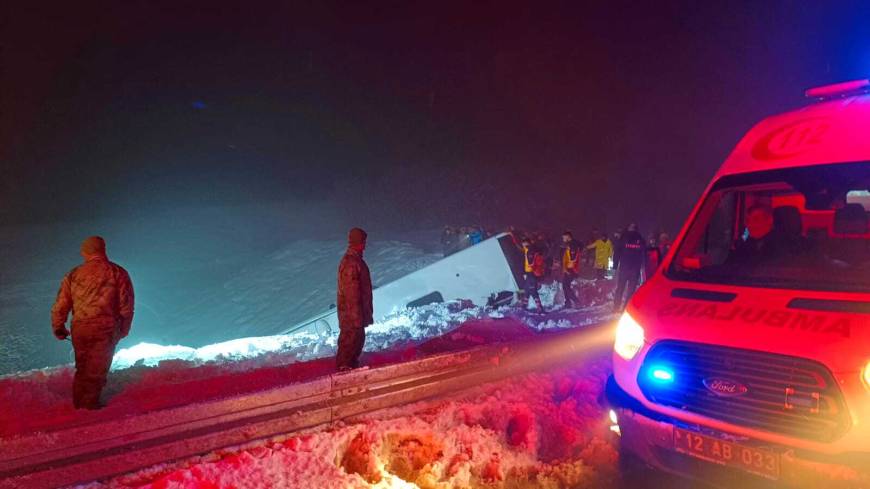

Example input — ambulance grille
[638,341,851,443]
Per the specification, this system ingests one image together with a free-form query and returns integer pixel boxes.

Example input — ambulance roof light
[805,79,870,99]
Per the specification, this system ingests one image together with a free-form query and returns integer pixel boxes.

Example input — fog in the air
[1,1,868,372]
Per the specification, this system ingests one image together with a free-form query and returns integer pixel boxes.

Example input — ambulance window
[700,192,737,265]
[667,161,870,293]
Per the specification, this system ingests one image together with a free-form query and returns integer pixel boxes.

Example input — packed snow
[77,355,619,489]
[1,210,628,489]
[110,279,612,370]
[0,280,615,439]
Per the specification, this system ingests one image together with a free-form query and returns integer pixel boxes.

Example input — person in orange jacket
[51,236,134,409]
[560,231,582,308]
[519,236,546,313]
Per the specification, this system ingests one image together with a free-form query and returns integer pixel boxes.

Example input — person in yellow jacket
[586,231,614,279]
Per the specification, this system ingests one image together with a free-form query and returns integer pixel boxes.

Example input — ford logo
[703,378,748,397]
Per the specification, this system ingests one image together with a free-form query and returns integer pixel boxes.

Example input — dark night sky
[2,1,869,233]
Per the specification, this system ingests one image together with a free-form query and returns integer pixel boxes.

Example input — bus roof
[716,92,870,179]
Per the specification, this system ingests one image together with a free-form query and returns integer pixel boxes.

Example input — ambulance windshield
[667,162,870,292]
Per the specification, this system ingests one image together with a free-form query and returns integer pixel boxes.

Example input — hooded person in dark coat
[336,228,373,370]
[613,223,645,312]
[611,228,624,270]
[51,236,134,409]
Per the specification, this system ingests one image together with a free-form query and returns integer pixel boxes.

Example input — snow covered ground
[0,203,441,374]
[0,279,615,439]
[78,355,619,489]
[2,208,628,488]
[109,278,612,370]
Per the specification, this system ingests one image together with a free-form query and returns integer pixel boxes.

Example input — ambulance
[606,80,870,487]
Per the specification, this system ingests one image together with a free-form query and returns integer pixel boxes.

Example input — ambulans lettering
[764,311,790,328]
[658,302,851,338]
[790,313,825,332]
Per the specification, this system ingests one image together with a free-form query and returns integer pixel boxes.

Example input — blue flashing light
[650,366,675,383]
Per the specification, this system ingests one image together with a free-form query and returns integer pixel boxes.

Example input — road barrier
[0,322,613,488]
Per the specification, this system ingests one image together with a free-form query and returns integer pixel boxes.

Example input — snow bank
[0,278,614,439]
[110,279,614,370]
[81,356,617,489]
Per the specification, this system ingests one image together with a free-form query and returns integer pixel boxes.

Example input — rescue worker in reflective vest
[51,236,134,409]
[560,231,582,308]
[336,228,374,371]
[613,223,645,312]
[520,236,546,313]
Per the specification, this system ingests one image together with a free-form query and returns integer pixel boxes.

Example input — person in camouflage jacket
[51,236,134,409]
[336,228,373,370]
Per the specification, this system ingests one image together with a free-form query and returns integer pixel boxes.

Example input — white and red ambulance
[607,80,870,487]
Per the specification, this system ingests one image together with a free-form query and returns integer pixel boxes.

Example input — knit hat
[81,236,106,256]
[348,227,368,245]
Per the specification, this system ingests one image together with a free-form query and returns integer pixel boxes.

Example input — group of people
[440,225,489,256]
[51,223,671,410]
[51,229,376,410]
[509,224,673,314]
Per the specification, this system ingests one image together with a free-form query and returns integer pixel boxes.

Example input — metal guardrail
[0,323,612,489]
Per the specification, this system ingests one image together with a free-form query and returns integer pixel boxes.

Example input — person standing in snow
[51,236,134,409]
[535,232,554,277]
[611,228,624,272]
[559,231,582,308]
[507,226,522,249]
[519,236,546,313]
[613,223,645,312]
[468,226,484,245]
[643,234,662,283]
[658,232,672,257]
[456,226,472,251]
[336,228,374,371]
[440,226,458,256]
[585,231,614,279]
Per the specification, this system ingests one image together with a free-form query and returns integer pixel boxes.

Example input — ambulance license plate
[673,427,780,480]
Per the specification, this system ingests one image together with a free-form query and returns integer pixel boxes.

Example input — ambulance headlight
[614,312,645,361]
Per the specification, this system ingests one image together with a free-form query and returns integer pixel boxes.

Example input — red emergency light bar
[805,79,870,99]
